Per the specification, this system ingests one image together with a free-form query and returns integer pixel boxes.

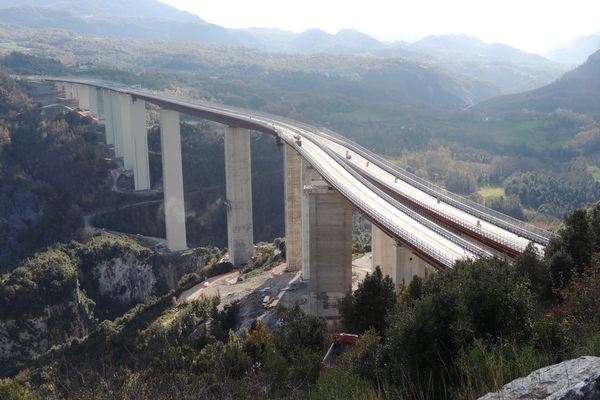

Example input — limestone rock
[480,356,600,400]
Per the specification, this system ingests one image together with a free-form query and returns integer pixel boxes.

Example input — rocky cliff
[0,250,93,376]
[480,356,600,400]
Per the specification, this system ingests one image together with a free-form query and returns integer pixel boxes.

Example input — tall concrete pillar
[77,85,91,111]
[160,110,187,251]
[305,184,353,318]
[391,243,432,292]
[301,159,319,280]
[88,86,99,118]
[284,145,302,271]
[111,92,124,158]
[66,83,74,100]
[225,127,254,266]
[131,99,151,191]
[371,225,395,278]
[95,88,104,121]
[102,90,115,145]
[117,94,135,170]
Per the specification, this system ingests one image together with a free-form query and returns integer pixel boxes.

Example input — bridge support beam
[225,127,254,266]
[301,159,322,280]
[117,94,135,170]
[88,86,99,119]
[95,88,104,122]
[111,92,124,158]
[391,242,432,292]
[160,110,187,251]
[102,90,115,146]
[77,84,91,111]
[131,99,151,191]
[284,145,302,271]
[371,224,395,278]
[303,176,353,318]
[372,226,433,292]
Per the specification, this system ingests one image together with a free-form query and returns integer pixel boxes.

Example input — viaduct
[38,78,551,318]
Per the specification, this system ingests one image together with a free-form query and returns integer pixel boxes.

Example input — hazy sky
[158,0,599,54]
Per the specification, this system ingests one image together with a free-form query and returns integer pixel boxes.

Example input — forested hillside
[0,72,109,269]
[476,49,600,114]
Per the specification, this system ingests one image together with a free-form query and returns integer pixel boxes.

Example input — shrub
[339,266,396,334]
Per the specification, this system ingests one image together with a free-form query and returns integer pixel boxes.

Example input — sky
[158,0,599,54]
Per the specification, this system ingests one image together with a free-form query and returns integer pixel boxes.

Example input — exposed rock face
[92,252,156,306]
[0,288,91,376]
[77,235,213,318]
[480,356,600,400]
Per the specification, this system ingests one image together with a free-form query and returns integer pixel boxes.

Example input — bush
[452,340,554,400]
[201,261,233,279]
[0,249,77,318]
[384,258,536,393]
[176,272,202,292]
[309,370,378,400]
[0,379,32,400]
[339,266,396,334]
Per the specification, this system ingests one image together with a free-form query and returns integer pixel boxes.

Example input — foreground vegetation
[0,204,598,399]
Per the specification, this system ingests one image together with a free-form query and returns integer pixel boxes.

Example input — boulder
[480,356,600,399]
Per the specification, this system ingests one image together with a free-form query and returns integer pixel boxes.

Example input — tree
[514,244,553,304]
[339,266,396,334]
[384,258,536,393]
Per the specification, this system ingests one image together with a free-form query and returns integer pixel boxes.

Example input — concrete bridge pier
[77,84,91,111]
[131,98,151,191]
[284,145,302,271]
[95,88,104,122]
[225,127,255,266]
[371,224,395,278]
[301,161,353,318]
[65,83,74,100]
[110,92,124,158]
[102,89,115,146]
[117,94,135,170]
[391,242,433,292]
[160,109,187,251]
[372,225,432,292]
[88,86,99,119]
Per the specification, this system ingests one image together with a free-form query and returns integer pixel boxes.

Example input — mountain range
[545,33,600,66]
[0,0,572,96]
[0,0,202,22]
[475,49,600,114]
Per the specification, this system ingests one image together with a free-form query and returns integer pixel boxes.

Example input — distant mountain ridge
[381,34,568,94]
[474,49,600,114]
[546,34,600,65]
[0,0,569,96]
[0,0,203,22]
